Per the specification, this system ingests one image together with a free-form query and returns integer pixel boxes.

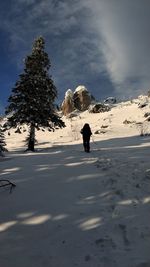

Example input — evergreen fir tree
[5,37,65,151]
[0,123,6,156]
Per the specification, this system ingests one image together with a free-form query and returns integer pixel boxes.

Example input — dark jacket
[80,123,92,139]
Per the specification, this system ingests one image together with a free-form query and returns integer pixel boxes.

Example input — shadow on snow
[0,135,150,267]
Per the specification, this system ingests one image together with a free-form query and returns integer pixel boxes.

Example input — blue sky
[0,0,150,114]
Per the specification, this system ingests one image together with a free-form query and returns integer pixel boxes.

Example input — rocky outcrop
[61,85,94,115]
[61,89,75,116]
[73,86,93,111]
[89,103,110,113]
[104,97,117,104]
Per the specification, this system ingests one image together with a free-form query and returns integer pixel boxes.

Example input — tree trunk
[28,124,35,151]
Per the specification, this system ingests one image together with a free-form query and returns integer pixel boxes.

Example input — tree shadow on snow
[0,135,150,267]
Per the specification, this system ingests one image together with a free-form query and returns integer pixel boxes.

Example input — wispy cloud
[0,0,108,97]
[1,1,84,47]
[85,0,150,96]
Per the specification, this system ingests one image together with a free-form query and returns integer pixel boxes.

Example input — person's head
[83,123,90,129]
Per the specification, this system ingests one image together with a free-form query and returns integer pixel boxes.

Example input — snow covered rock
[61,85,94,115]
[73,85,93,111]
[104,97,117,104]
[61,89,75,115]
[89,103,111,113]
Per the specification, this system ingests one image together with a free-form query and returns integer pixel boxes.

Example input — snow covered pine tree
[5,37,65,151]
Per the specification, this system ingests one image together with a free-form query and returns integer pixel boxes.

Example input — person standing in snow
[80,123,92,152]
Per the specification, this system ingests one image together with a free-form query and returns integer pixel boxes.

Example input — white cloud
[85,0,150,95]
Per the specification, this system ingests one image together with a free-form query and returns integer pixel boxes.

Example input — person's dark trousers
[83,138,90,152]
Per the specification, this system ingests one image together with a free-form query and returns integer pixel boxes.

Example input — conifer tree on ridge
[5,37,65,151]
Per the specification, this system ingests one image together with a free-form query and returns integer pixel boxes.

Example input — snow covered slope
[0,95,150,267]
[4,95,150,151]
